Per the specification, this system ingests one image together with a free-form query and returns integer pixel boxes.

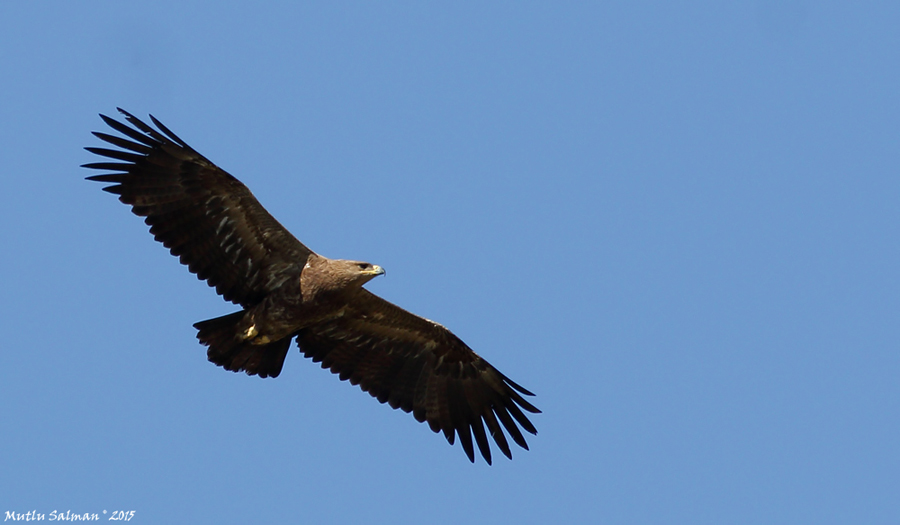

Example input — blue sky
[2,2,898,523]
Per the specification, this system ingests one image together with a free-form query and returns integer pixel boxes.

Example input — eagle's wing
[84,109,313,307]
[295,289,540,464]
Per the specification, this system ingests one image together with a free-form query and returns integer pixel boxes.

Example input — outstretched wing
[83,109,314,307]
[295,289,540,464]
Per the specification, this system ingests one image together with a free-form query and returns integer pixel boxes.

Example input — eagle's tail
[193,312,291,379]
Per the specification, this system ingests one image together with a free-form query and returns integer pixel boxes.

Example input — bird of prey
[84,109,539,464]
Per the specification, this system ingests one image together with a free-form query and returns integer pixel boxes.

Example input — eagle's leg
[249,331,272,345]
[242,324,259,339]
[237,314,273,344]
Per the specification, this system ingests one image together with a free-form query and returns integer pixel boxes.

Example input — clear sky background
[1,2,898,523]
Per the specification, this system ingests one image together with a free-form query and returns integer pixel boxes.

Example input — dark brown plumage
[84,109,539,464]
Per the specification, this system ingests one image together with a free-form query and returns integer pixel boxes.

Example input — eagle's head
[349,261,385,283]
[306,258,385,292]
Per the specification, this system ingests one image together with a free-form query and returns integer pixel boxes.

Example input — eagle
[84,109,539,464]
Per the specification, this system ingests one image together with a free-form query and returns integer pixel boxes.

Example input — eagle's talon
[242,324,258,340]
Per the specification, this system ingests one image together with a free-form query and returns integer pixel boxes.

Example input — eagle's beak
[366,265,385,277]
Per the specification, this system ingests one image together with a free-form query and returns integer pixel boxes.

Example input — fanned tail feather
[194,312,290,379]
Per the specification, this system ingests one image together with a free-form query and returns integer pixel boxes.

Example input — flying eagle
[84,109,539,464]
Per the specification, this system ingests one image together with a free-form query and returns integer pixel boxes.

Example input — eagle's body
[84,109,538,464]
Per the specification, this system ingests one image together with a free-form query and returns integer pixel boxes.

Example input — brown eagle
[84,109,539,464]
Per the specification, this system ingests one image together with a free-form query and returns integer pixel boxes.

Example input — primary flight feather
[84,109,539,464]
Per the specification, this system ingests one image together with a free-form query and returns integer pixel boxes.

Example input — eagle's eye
[358,263,370,270]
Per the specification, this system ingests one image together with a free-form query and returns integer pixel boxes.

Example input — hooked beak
[364,265,385,277]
